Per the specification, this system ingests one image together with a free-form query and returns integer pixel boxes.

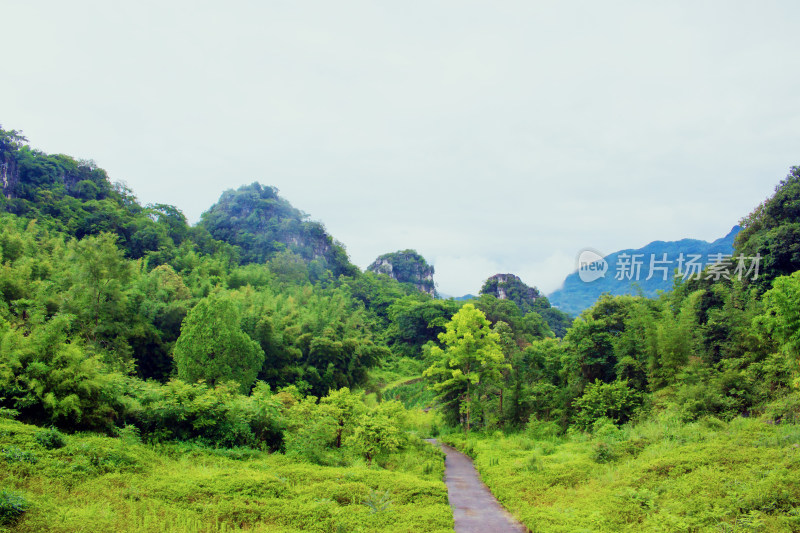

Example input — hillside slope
[200,183,358,278]
[367,250,435,296]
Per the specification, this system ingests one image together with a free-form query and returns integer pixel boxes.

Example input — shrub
[34,427,67,449]
[591,442,617,463]
[698,416,727,431]
[537,441,557,456]
[525,454,543,472]
[761,392,800,424]
[0,317,126,431]
[2,446,37,464]
[526,418,561,439]
[124,379,285,449]
[573,379,643,430]
[116,424,141,445]
[0,490,28,524]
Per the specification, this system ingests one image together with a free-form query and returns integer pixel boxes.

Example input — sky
[3,1,800,296]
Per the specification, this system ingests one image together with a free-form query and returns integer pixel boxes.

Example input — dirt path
[426,439,527,533]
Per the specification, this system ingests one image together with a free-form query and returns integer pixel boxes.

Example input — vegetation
[2,125,800,531]
[199,183,357,279]
[0,417,451,532]
[441,413,800,532]
[736,167,800,291]
[173,292,264,392]
[477,274,573,337]
[424,304,508,430]
[424,166,800,531]
[367,250,436,295]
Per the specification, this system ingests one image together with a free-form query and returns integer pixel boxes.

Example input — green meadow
[441,411,800,532]
[0,417,451,533]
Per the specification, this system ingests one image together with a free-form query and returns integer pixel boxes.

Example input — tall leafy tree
[424,304,506,430]
[759,270,800,386]
[386,295,460,358]
[736,166,800,291]
[319,387,366,448]
[173,292,264,393]
[61,232,135,365]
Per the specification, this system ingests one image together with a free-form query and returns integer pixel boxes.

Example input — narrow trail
[426,439,527,533]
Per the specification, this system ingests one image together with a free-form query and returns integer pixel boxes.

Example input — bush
[124,379,285,449]
[591,442,617,463]
[0,490,28,524]
[363,489,393,514]
[526,418,561,439]
[573,379,643,430]
[525,454,543,472]
[761,392,800,424]
[0,315,126,431]
[34,427,67,449]
[2,446,37,464]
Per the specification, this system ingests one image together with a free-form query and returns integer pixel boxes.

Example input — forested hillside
[367,250,436,296]
[1,125,799,532]
[478,273,573,337]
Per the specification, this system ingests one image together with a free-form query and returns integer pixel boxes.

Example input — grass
[365,357,427,395]
[441,413,800,532]
[382,379,435,410]
[0,418,453,532]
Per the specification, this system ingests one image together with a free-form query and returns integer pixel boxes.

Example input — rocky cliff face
[367,250,436,296]
[480,273,542,313]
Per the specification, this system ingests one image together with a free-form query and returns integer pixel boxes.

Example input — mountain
[477,273,573,337]
[549,226,741,315]
[367,249,436,296]
[199,183,358,278]
[479,273,542,314]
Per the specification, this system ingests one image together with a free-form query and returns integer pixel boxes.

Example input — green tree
[572,379,643,430]
[173,292,264,393]
[491,321,516,425]
[473,294,553,343]
[319,387,366,448]
[347,400,407,465]
[758,270,800,386]
[61,233,135,365]
[0,315,123,430]
[565,316,615,386]
[735,166,800,291]
[423,304,507,430]
[386,296,459,358]
[129,264,193,380]
[283,395,339,464]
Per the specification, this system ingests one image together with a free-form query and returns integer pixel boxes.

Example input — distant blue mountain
[548,226,741,316]
[437,293,478,301]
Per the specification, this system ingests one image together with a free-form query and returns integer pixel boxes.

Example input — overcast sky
[3,1,800,296]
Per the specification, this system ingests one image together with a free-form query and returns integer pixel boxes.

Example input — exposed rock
[480,274,541,312]
[367,249,436,296]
